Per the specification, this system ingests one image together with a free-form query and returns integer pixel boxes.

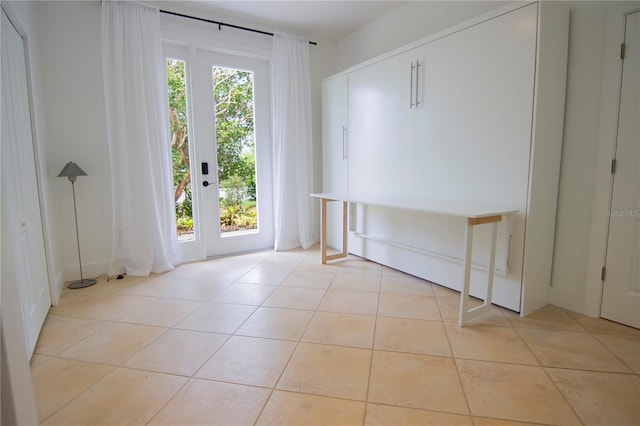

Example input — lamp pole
[58,161,96,289]
[70,177,84,285]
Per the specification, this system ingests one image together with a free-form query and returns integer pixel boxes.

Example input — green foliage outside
[219,175,257,233]
[167,59,191,234]
[166,59,258,235]
[213,68,257,202]
[219,201,257,233]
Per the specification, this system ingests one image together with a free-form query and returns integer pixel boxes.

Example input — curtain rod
[160,9,318,46]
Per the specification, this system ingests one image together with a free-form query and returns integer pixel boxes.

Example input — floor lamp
[58,161,97,289]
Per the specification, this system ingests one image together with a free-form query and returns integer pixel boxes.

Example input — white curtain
[101,1,178,276]
[271,32,316,251]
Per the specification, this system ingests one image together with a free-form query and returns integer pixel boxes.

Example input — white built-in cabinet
[321,74,349,249]
[321,2,569,315]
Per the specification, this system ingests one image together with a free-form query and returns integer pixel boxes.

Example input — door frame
[584,5,640,317]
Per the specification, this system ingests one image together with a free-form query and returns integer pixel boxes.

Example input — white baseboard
[50,268,65,305]
[63,261,110,284]
[549,285,586,315]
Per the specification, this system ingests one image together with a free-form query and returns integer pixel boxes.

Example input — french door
[164,45,273,261]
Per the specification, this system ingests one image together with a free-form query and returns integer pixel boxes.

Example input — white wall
[29,0,338,295]
[35,0,112,283]
[334,0,640,316]
[337,1,508,69]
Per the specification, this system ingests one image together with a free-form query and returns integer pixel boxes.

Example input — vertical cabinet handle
[409,60,421,108]
[415,60,421,107]
[409,62,415,108]
[342,126,348,160]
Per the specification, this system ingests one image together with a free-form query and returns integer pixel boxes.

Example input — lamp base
[67,278,97,289]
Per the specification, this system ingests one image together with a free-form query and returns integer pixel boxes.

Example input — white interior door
[601,11,640,329]
[1,8,51,356]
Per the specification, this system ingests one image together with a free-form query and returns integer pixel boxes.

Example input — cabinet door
[412,4,536,207]
[409,4,537,310]
[348,51,417,197]
[322,74,348,193]
[322,75,348,249]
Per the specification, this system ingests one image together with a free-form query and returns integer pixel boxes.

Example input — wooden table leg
[320,198,349,264]
[341,201,348,256]
[321,198,329,264]
[459,216,501,326]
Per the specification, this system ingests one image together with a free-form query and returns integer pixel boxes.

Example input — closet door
[1,9,51,356]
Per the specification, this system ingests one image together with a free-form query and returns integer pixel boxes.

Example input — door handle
[203,180,210,187]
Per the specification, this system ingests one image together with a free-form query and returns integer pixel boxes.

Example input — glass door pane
[212,66,259,237]
[166,58,194,241]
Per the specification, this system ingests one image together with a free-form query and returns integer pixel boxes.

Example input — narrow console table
[311,192,517,326]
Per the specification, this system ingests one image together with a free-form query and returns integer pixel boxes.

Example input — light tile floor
[31,247,640,425]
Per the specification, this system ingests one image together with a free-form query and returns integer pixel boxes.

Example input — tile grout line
[85,257,274,424]
[514,325,637,374]
[142,371,192,425]
[446,325,474,421]
[145,249,298,426]
[539,365,587,426]
[254,256,381,422]
[33,251,640,425]
[36,351,122,424]
[587,331,640,375]
[513,326,587,426]
[33,250,298,423]
[250,252,336,425]
[362,268,383,426]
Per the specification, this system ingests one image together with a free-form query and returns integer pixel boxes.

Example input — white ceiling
[191,1,408,40]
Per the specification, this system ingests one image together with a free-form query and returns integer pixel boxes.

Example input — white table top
[311,192,518,219]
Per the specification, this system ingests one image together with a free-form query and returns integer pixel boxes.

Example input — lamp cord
[71,180,84,282]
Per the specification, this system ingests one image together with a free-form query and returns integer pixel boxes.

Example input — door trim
[584,6,639,317]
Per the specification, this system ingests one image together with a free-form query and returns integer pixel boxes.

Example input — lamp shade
[58,162,87,179]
